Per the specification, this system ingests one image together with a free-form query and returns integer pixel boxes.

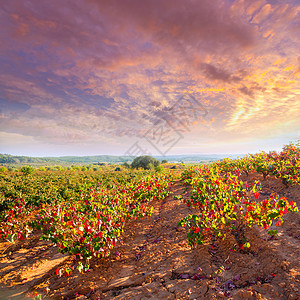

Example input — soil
[0,173,299,299]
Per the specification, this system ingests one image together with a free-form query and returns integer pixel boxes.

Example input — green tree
[131,156,160,170]
[20,166,35,176]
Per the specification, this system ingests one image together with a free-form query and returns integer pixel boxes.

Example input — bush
[0,166,7,172]
[122,162,130,168]
[162,159,168,164]
[131,156,160,170]
[20,166,35,176]
[155,165,165,172]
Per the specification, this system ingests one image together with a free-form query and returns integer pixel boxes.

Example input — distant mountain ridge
[0,154,131,165]
[0,153,244,165]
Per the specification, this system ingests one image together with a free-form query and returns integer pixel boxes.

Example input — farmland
[0,143,299,299]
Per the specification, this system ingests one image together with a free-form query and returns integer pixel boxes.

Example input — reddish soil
[0,174,299,299]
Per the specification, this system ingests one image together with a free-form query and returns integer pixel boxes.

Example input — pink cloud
[0,0,299,155]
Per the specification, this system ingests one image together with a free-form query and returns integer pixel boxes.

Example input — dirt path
[0,177,299,299]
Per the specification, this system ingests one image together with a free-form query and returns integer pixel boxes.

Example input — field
[0,143,299,299]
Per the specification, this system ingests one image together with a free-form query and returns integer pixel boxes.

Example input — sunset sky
[0,0,299,157]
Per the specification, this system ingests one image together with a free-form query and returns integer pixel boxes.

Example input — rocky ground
[0,173,299,299]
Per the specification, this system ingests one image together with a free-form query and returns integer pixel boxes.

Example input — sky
[0,0,299,157]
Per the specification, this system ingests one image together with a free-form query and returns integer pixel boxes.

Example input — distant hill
[0,154,131,165]
[44,155,132,163]
[155,154,244,163]
[0,154,59,164]
[0,153,244,165]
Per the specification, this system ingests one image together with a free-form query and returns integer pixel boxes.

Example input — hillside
[0,153,240,166]
[0,154,131,165]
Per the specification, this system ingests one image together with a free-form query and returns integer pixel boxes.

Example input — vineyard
[0,142,299,299]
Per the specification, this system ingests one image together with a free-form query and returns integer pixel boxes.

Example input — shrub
[0,166,7,172]
[155,165,165,172]
[131,156,160,170]
[122,162,130,168]
[20,166,35,176]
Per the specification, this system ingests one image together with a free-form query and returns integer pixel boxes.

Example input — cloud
[252,4,273,24]
[90,0,256,49]
[200,63,242,83]
[0,0,299,155]
[0,98,30,115]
